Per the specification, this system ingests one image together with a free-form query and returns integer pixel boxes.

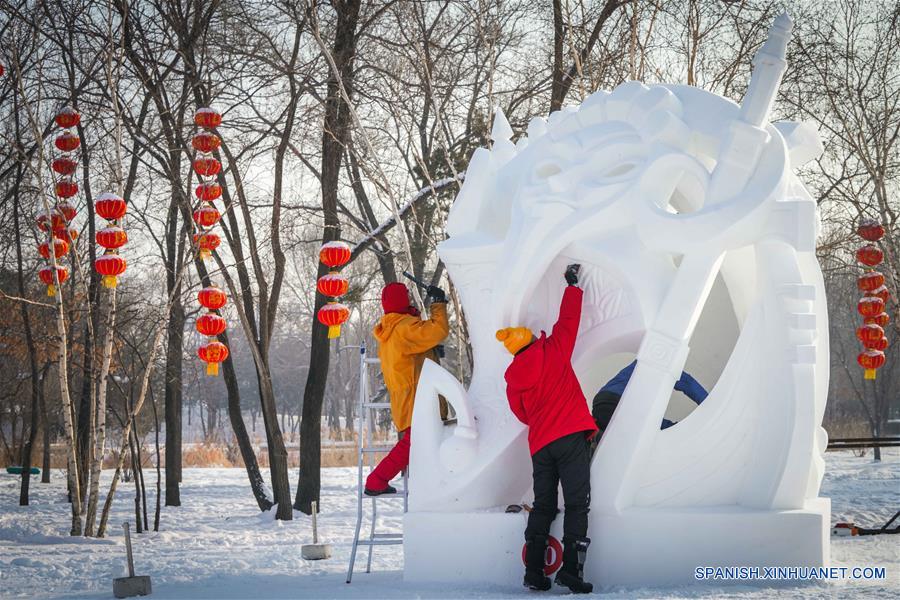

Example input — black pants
[525,432,591,541]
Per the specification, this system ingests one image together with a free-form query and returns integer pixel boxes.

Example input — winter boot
[523,535,552,591]
[555,537,593,593]
[364,484,397,497]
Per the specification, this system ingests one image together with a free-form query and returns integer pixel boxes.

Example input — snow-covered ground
[1,450,897,599]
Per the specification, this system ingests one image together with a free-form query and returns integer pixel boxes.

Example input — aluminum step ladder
[346,344,408,583]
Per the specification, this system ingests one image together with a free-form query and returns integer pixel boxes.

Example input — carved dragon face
[442,81,815,414]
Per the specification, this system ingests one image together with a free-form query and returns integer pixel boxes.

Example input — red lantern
[56,200,77,222]
[317,302,350,339]
[317,273,349,298]
[55,178,78,198]
[198,341,229,376]
[865,312,891,328]
[94,193,127,221]
[39,265,69,297]
[193,232,221,260]
[856,244,883,267]
[39,237,69,259]
[857,296,884,318]
[195,182,222,201]
[194,108,222,129]
[95,254,127,288]
[192,203,221,228]
[55,107,80,129]
[198,286,227,310]
[53,226,79,241]
[866,286,890,304]
[856,324,884,345]
[857,349,885,380]
[869,336,889,352]
[0,64,4,77]
[857,272,884,292]
[196,313,227,337]
[192,132,221,154]
[37,210,66,231]
[319,241,351,269]
[52,157,78,175]
[96,226,128,249]
[857,219,885,242]
[55,132,80,152]
[193,157,221,177]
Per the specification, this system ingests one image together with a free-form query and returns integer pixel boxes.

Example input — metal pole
[311,501,318,544]
[123,522,135,577]
[346,345,367,584]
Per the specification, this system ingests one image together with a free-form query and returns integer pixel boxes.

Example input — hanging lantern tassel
[318,302,349,339]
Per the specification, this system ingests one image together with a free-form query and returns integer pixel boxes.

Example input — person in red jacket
[496,264,597,594]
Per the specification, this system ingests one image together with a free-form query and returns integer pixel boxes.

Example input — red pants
[365,429,410,491]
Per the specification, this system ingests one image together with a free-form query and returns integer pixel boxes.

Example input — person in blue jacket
[592,360,707,441]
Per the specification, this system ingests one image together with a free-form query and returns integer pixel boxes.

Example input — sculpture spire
[490,106,514,145]
[706,13,793,205]
[739,12,793,127]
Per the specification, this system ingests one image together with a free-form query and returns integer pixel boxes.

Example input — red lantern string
[855,219,890,381]
[191,108,229,373]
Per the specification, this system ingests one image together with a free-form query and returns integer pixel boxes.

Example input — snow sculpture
[404,13,830,586]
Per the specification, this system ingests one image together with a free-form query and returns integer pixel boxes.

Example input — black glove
[427,285,447,303]
[564,264,581,286]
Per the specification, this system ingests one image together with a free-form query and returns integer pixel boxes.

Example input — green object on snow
[5,466,41,475]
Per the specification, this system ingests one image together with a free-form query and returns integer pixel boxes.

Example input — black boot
[555,537,593,593]
[523,535,552,591]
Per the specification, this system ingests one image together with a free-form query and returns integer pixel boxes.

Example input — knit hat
[496,327,534,355]
[382,282,416,315]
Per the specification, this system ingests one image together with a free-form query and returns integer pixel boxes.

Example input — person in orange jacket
[364,281,450,496]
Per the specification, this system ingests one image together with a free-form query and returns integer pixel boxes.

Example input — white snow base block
[405,499,830,586]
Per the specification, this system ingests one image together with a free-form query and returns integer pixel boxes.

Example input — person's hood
[504,333,546,391]
[373,312,411,343]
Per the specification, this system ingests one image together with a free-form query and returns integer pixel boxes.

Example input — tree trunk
[75,112,98,512]
[41,388,51,483]
[151,388,162,531]
[295,0,362,514]
[164,296,184,506]
[221,330,273,511]
[12,159,41,507]
[85,288,116,535]
[550,0,566,112]
[129,429,143,533]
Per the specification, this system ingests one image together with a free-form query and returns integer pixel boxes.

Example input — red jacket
[504,286,598,455]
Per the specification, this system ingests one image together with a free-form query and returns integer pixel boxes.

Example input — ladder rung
[363,402,391,409]
[365,490,407,498]
[357,539,402,546]
[364,358,381,365]
[362,446,394,453]
[372,533,403,539]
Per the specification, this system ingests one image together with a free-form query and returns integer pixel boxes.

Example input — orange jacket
[373,302,449,431]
